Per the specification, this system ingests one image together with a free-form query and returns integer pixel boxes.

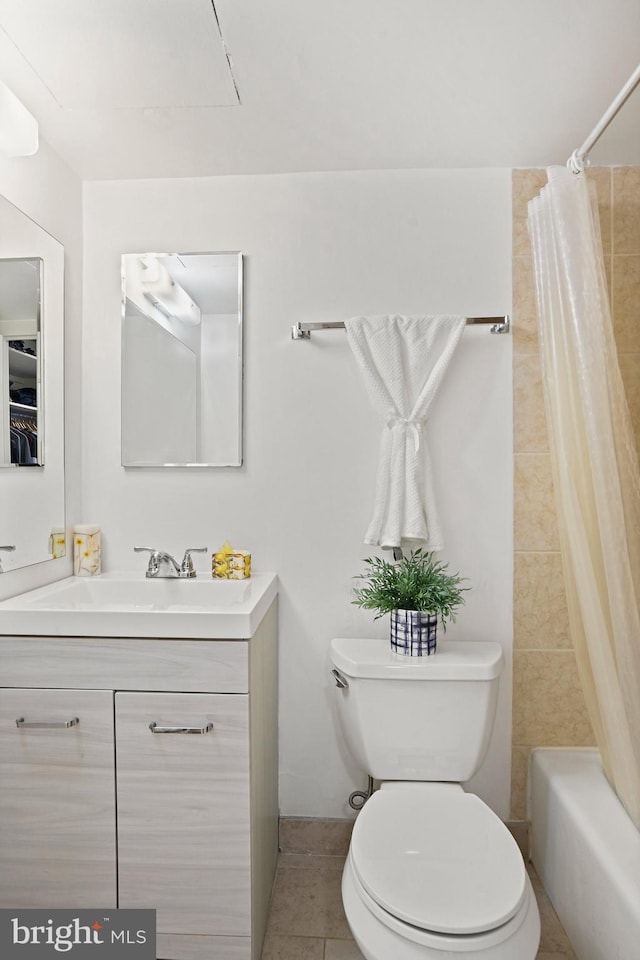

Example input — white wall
[0,140,82,600]
[82,168,512,818]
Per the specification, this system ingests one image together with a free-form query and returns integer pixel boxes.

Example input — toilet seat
[343,854,538,956]
[350,783,526,937]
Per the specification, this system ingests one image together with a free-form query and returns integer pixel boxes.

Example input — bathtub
[529,747,640,960]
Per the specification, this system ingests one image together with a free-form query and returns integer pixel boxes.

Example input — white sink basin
[0,571,278,639]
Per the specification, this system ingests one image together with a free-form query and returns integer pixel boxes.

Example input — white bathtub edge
[529,747,640,960]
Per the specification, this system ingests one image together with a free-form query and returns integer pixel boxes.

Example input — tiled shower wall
[510,167,640,818]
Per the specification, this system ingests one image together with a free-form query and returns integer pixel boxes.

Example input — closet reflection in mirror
[1,258,42,466]
[121,252,243,466]
[0,191,65,573]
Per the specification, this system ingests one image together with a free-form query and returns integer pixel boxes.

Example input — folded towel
[345,314,465,550]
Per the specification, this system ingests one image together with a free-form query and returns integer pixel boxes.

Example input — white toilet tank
[330,637,504,782]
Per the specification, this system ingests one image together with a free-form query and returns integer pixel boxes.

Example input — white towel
[345,314,465,551]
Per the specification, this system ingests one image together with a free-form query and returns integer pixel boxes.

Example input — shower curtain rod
[291,315,510,339]
[568,61,640,173]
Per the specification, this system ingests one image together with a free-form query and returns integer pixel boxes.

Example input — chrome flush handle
[331,668,349,689]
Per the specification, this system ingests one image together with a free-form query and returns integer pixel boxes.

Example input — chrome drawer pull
[16,716,80,729]
[149,721,214,735]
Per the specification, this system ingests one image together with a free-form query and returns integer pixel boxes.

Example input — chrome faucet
[134,546,208,579]
[0,544,16,574]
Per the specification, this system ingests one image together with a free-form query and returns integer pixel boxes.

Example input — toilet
[330,637,540,960]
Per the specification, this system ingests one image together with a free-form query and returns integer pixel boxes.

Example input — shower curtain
[528,166,640,830]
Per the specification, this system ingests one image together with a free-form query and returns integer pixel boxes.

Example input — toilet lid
[350,785,526,936]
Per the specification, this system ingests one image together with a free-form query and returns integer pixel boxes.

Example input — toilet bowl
[329,637,541,959]
[342,782,540,959]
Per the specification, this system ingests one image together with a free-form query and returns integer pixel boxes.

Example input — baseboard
[280,815,530,860]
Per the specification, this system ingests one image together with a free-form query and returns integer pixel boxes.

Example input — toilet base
[342,855,540,960]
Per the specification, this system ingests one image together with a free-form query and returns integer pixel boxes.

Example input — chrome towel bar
[291,316,510,340]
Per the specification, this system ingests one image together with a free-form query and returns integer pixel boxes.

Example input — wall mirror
[0,193,65,572]
[121,252,243,467]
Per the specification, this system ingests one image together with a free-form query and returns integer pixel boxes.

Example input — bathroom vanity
[0,573,279,960]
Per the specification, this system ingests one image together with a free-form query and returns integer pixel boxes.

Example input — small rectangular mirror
[121,251,243,467]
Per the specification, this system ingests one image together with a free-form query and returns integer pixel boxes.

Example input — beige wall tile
[613,167,640,254]
[618,353,640,444]
[514,354,548,454]
[513,257,539,353]
[603,253,612,305]
[510,745,531,820]
[513,216,532,260]
[586,167,612,255]
[512,169,548,218]
[512,651,594,746]
[514,455,559,552]
[512,168,547,258]
[612,255,640,352]
[514,552,571,649]
[507,819,530,859]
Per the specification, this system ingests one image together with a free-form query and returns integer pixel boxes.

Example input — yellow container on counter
[212,542,251,579]
[229,550,251,579]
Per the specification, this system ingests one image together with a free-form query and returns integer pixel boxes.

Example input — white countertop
[0,570,279,639]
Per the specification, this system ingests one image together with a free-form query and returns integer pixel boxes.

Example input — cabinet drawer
[116,692,251,937]
[0,637,248,692]
[0,688,117,908]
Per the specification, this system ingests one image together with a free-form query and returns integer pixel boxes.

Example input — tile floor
[260,852,577,960]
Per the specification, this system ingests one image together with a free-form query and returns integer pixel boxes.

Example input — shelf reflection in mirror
[0,193,65,572]
[1,258,42,466]
[121,252,243,467]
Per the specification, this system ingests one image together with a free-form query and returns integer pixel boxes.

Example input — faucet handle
[0,545,16,574]
[181,547,208,578]
[133,546,161,577]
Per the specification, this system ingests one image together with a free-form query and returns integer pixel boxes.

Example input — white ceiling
[0,0,639,180]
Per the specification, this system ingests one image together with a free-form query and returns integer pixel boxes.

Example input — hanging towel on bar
[345,315,466,551]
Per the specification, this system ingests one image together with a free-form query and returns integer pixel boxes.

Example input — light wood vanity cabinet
[0,687,117,906]
[0,600,278,960]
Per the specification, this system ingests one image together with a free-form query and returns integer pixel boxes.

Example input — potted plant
[352,549,468,656]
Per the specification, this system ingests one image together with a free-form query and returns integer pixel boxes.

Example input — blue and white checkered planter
[390,609,438,656]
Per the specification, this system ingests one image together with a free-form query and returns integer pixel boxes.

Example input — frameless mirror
[121,252,243,467]
[0,193,65,572]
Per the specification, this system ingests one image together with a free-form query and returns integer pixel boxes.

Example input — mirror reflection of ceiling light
[139,256,201,325]
[0,80,38,157]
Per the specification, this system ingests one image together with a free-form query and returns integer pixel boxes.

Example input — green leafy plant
[352,549,468,629]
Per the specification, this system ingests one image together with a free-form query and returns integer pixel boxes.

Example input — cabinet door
[0,688,117,907]
[115,692,251,936]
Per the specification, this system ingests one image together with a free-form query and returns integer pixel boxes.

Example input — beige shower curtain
[528,166,640,829]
